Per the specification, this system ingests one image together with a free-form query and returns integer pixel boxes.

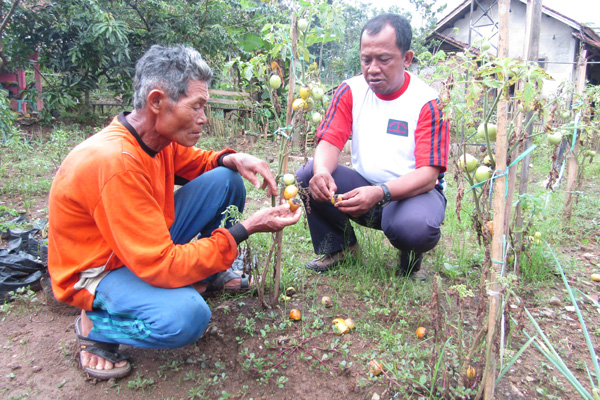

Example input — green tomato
[477,123,497,141]
[298,19,308,32]
[312,87,324,101]
[282,173,295,186]
[458,153,478,173]
[311,112,322,125]
[547,132,562,145]
[475,166,492,182]
[269,75,282,90]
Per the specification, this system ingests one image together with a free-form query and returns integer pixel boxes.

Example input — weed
[157,359,184,379]
[127,372,156,392]
[234,315,257,336]
[1,287,40,316]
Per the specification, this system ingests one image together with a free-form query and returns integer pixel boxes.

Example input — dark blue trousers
[86,167,246,348]
[296,161,446,256]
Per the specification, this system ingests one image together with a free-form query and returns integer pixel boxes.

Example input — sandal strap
[83,344,129,364]
[74,316,129,364]
[207,267,239,291]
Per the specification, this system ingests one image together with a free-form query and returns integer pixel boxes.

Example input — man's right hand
[308,172,337,202]
[241,203,302,235]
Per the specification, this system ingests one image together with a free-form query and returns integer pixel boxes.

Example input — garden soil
[1,135,600,400]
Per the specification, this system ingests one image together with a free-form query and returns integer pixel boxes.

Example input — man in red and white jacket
[296,13,449,277]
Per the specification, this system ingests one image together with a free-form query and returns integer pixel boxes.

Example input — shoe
[306,243,359,272]
[397,251,426,280]
[409,268,429,282]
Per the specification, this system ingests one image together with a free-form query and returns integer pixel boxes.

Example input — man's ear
[147,89,168,114]
[403,50,414,68]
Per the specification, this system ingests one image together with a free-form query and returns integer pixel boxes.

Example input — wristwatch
[376,183,392,207]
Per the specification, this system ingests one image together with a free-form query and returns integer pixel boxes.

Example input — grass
[1,121,599,398]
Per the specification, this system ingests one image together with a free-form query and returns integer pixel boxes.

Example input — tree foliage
[4,0,438,112]
[7,0,286,105]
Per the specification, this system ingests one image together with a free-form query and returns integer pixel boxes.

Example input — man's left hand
[334,186,383,218]
[222,153,277,196]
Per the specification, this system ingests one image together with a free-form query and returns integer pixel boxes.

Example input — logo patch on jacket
[387,119,408,136]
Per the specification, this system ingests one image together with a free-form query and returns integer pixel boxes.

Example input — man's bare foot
[79,311,128,371]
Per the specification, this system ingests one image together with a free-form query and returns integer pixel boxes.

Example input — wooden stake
[563,49,587,223]
[272,14,298,306]
[507,0,542,272]
[483,1,510,398]
[514,0,543,259]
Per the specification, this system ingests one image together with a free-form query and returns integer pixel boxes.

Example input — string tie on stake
[273,125,293,139]
[469,144,537,198]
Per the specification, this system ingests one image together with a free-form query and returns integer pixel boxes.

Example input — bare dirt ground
[1,134,600,399]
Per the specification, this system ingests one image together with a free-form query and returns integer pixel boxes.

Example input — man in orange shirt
[48,45,301,380]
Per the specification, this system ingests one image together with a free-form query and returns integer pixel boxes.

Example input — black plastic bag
[0,218,48,302]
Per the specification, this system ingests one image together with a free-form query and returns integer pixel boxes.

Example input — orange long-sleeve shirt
[48,114,239,311]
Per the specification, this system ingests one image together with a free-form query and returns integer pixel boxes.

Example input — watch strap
[376,183,392,207]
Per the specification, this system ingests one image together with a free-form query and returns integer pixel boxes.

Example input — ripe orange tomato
[486,220,494,236]
[288,197,301,212]
[368,360,383,376]
[289,308,301,321]
[284,185,298,200]
[416,326,427,339]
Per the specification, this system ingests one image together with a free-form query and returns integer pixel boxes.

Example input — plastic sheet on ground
[0,217,48,302]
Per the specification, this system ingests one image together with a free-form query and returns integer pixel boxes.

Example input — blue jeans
[86,167,245,349]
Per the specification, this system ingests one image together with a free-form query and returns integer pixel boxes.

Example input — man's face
[155,80,209,147]
[360,25,413,95]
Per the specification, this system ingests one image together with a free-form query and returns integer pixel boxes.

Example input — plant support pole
[272,13,298,306]
[483,1,510,398]
[514,0,542,256]
[563,49,587,223]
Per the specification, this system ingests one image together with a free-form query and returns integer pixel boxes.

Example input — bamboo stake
[563,49,587,223]
[482,1,510,398]
[506,0,542,272]
[514,0,543,261]
[271,14,298,306]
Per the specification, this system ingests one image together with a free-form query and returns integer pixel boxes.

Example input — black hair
[360,14,412,53]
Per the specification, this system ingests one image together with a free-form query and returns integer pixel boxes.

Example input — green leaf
[523,82,536,106]
[483,77,503,89]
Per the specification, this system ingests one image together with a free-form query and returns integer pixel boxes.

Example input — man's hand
[308,171,337,202]
[309,140,342,202]
[241,203,302,235]
[334,186,383,218]
[222,153,277,196]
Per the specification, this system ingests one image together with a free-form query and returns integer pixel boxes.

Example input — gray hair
[132,45,213,110]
